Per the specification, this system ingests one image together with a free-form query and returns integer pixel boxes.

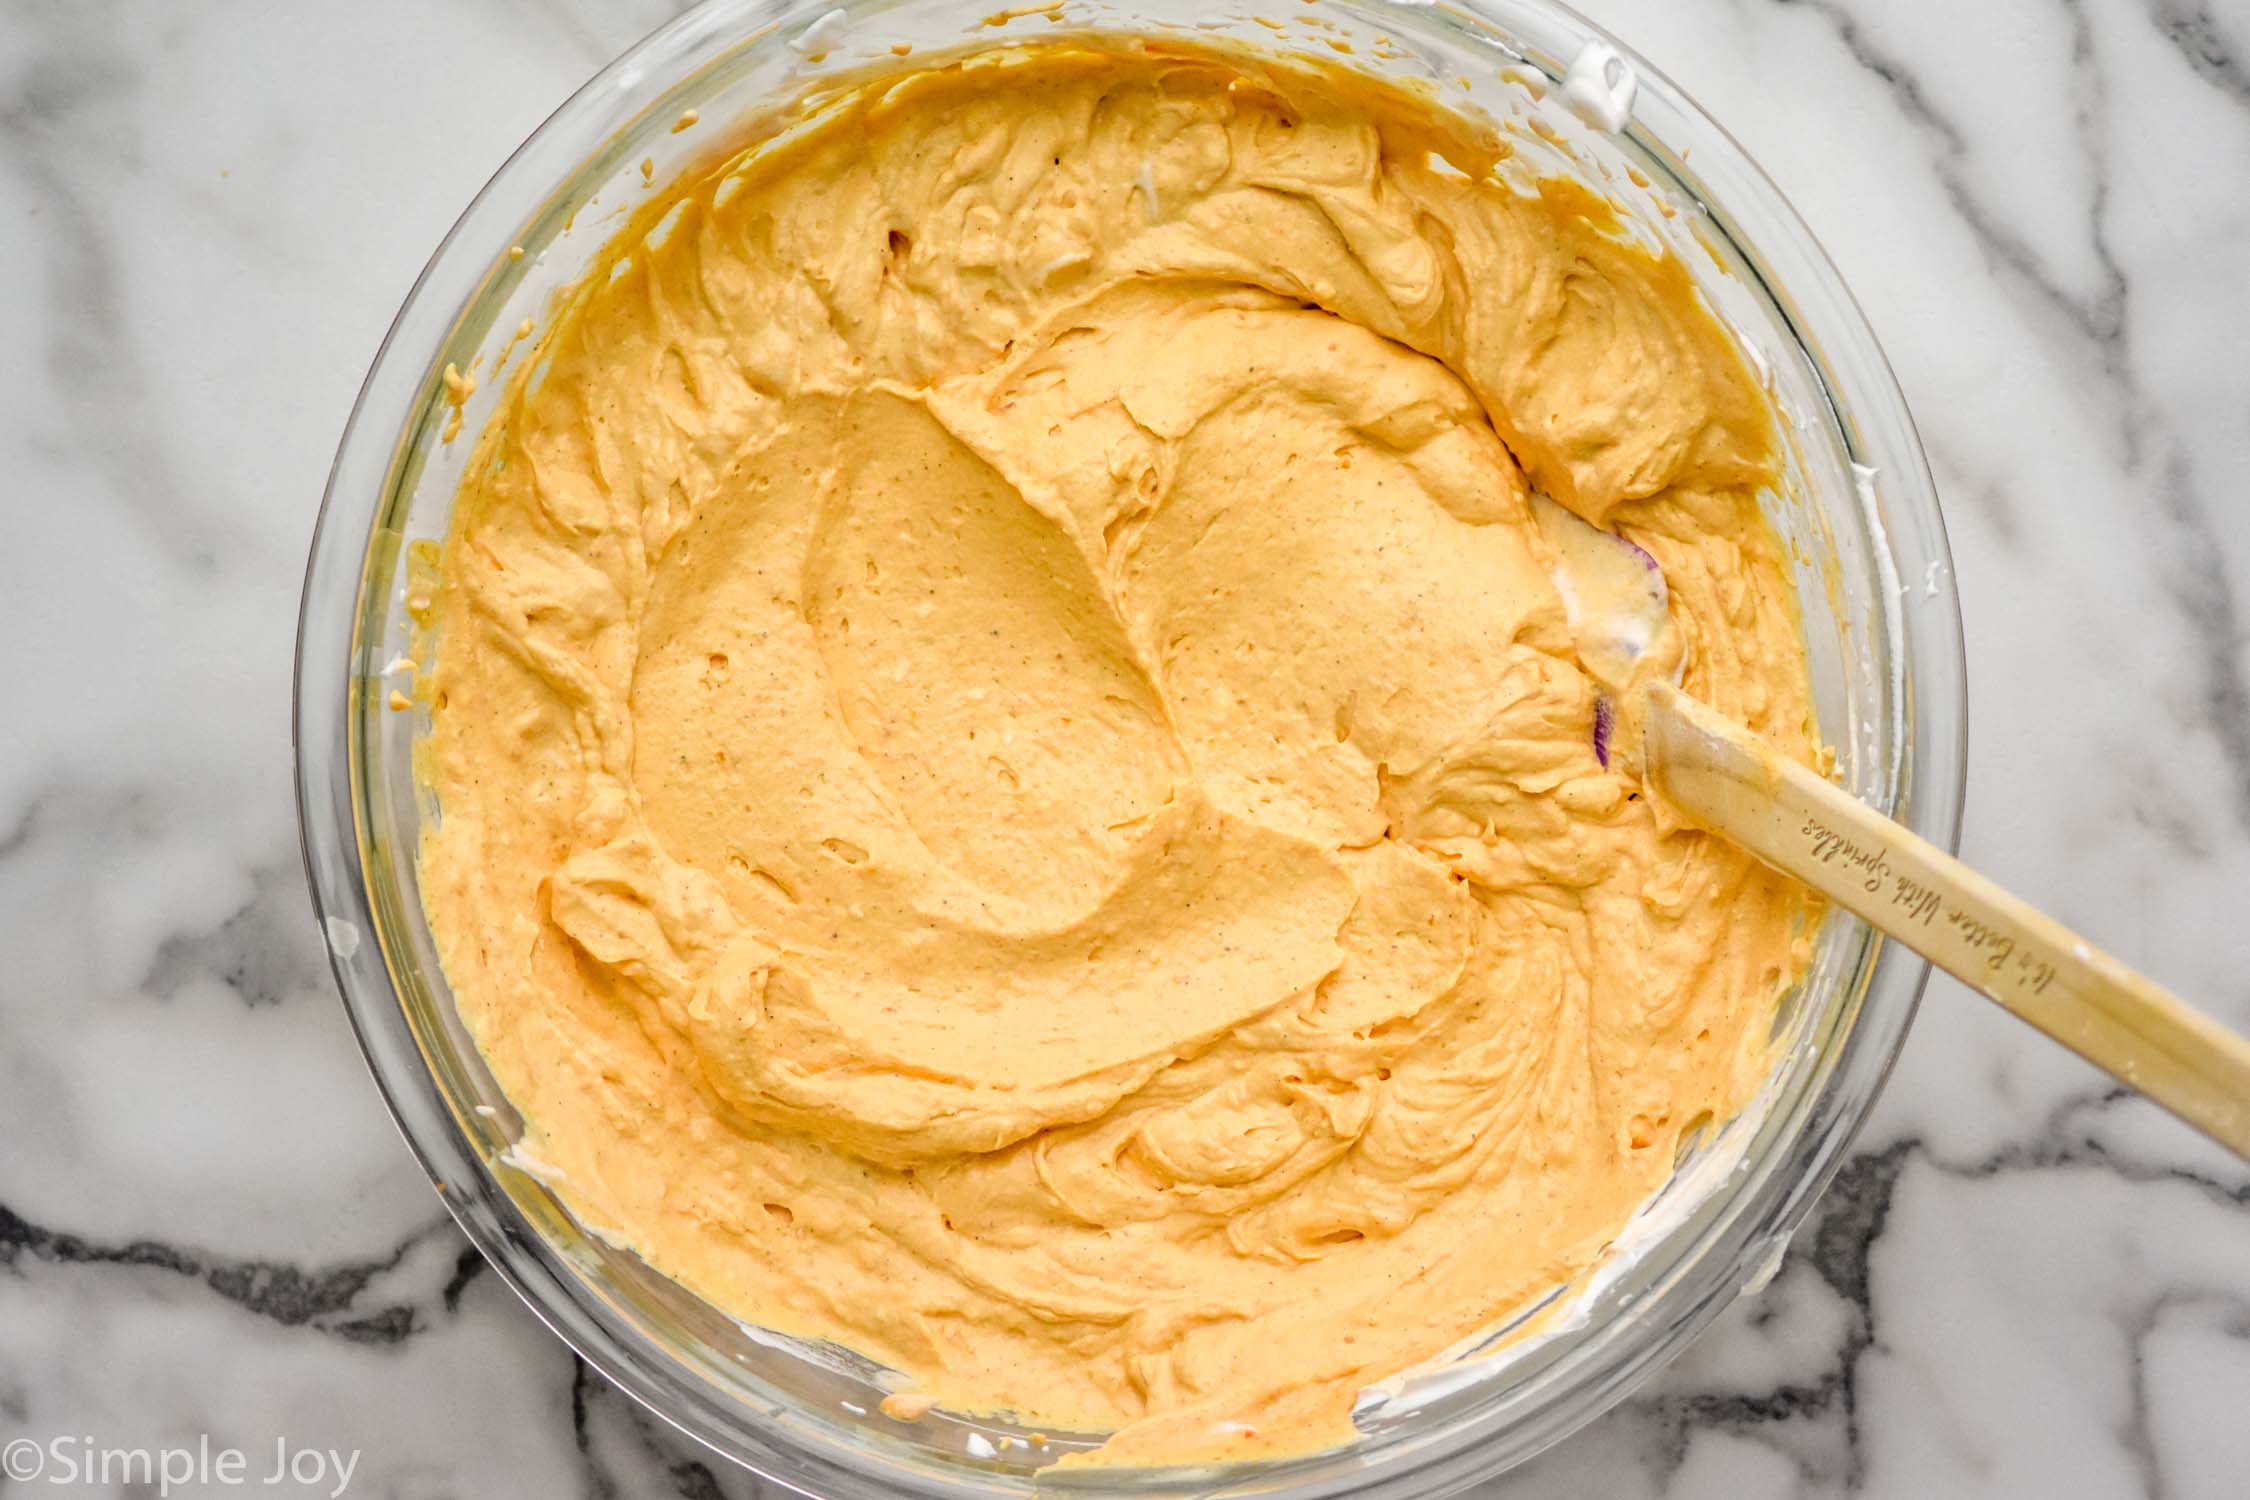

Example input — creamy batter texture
[417,39,1817,1465]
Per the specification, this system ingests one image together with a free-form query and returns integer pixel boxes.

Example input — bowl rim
[293,0,1968,1494]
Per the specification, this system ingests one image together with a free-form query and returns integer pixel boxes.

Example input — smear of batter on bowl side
[416,38,1818,1466]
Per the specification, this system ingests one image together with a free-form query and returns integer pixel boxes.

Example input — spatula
[1540,498,2250,1160]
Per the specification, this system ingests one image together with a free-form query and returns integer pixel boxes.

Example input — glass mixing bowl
[295,0,1966,1493]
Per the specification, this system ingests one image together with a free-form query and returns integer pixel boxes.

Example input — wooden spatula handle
[1643,683,2250,1160]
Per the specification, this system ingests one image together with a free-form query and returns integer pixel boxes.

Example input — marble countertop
[6,0,2249,1495]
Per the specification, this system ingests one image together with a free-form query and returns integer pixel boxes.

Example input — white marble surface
[4,0,2249,1495]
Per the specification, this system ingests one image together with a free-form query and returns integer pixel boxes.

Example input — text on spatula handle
[1800,816,2058,998]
